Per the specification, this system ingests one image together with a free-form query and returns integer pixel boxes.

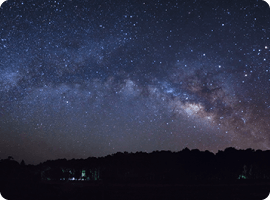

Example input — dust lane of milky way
[0,0,269,164]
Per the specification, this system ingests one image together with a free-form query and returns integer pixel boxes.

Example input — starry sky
[0,0,269,164]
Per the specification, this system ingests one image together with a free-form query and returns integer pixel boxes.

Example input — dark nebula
[0,0,269,164]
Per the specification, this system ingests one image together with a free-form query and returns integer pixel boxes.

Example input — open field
[2,180,270,200]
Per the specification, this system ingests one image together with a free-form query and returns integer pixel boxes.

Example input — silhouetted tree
[13,147,270,184]
[20,160,25,166]
[7,156,13,160]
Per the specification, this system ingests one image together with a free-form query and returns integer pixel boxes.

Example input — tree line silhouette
[1,147,270,186]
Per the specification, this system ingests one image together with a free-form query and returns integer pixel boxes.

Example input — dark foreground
[1,180,270,200]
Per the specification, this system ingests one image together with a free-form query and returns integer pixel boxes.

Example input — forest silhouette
[1,147,270,200]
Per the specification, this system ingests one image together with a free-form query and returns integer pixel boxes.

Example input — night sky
[0,0,269,164]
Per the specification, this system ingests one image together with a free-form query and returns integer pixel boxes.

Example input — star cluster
[0,0,270,164]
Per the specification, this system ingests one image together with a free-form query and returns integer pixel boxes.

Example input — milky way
[0,0,270,164]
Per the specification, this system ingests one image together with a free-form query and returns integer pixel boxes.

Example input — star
[0,0,269,164]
